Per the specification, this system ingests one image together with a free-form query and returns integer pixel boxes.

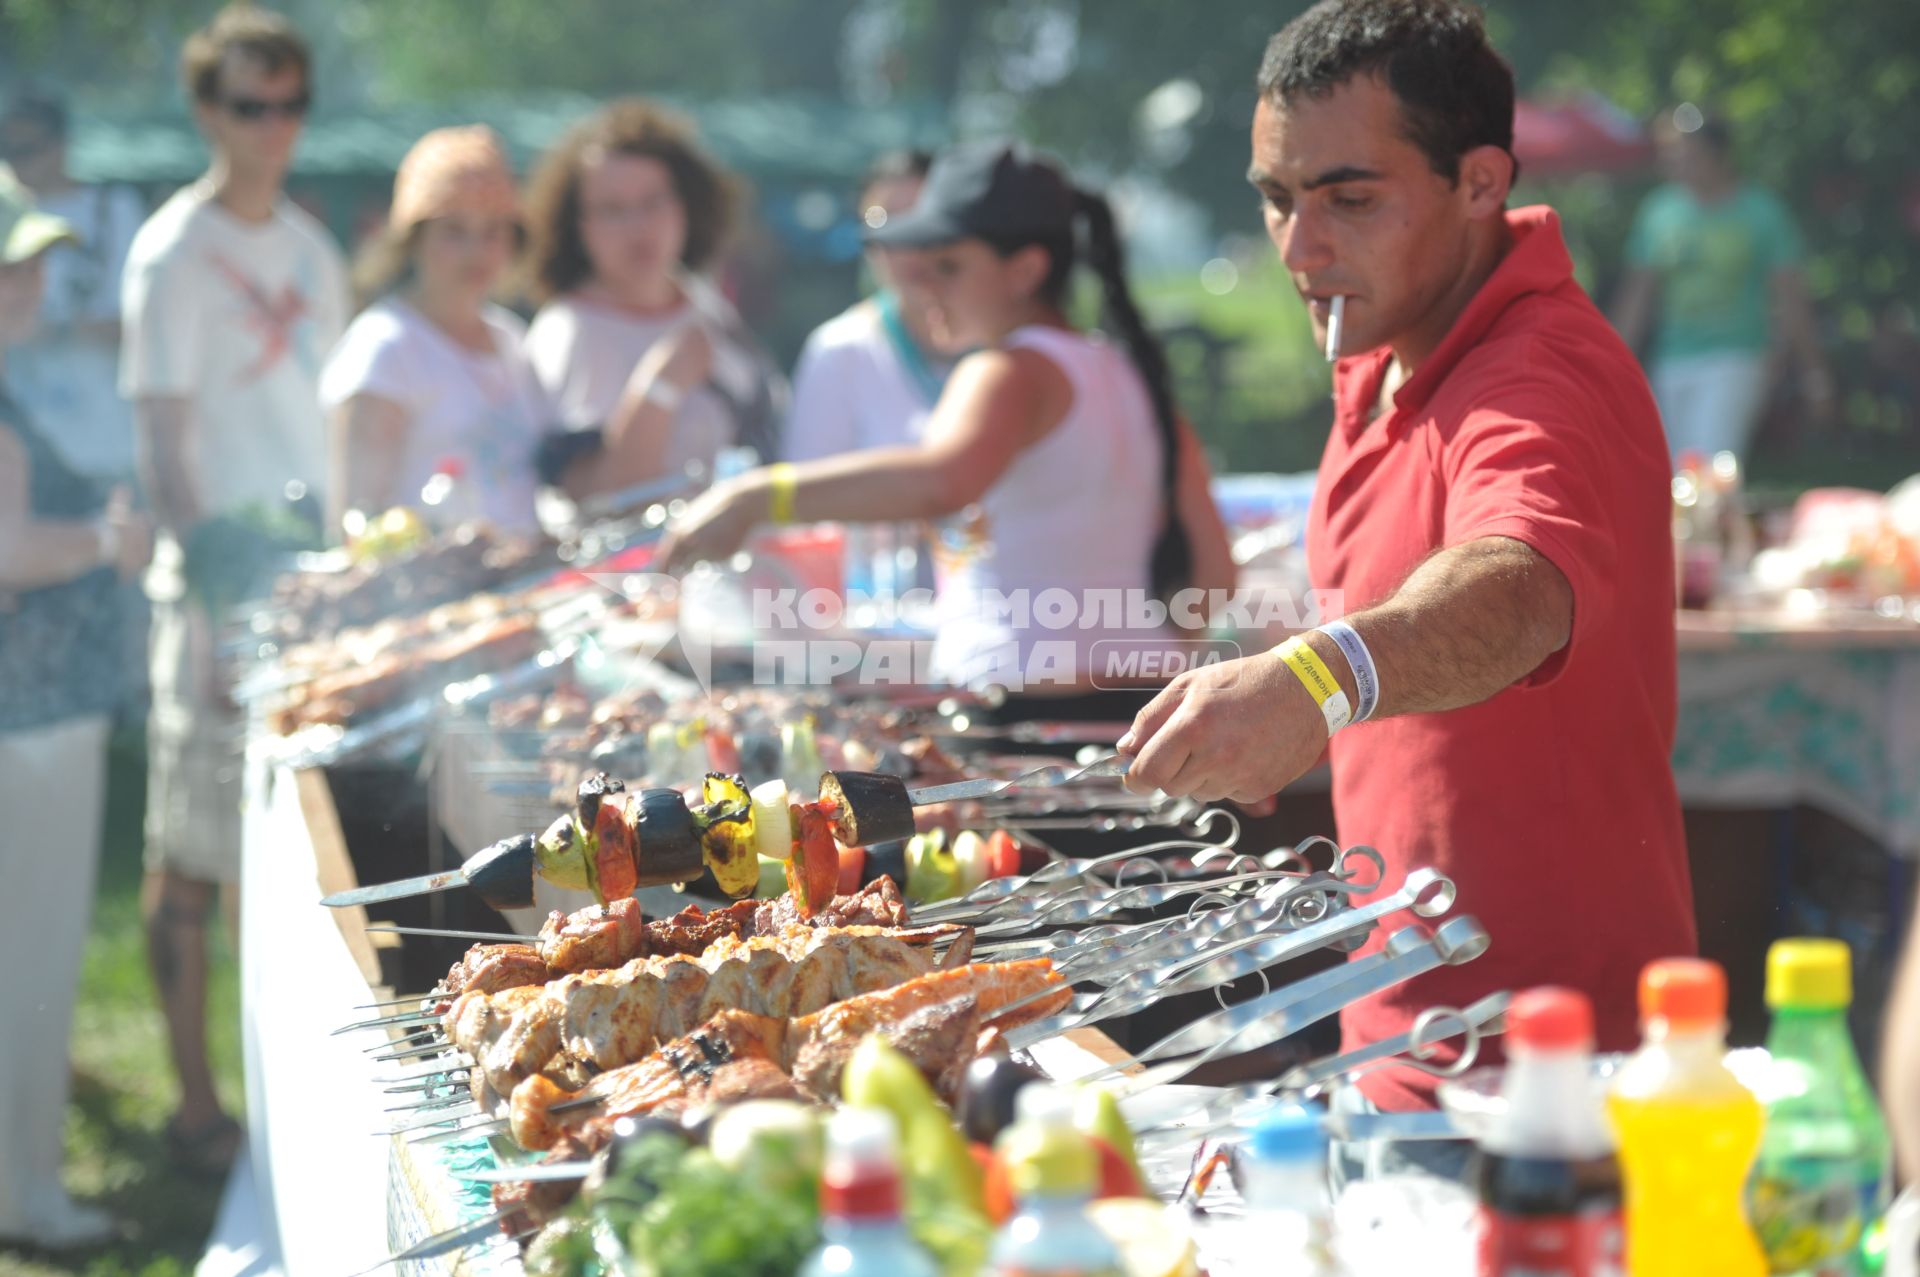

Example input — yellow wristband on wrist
[1276,635,1353,736]
[766,463,798,525]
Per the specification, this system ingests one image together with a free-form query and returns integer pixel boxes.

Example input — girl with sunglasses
[321,127,549,536]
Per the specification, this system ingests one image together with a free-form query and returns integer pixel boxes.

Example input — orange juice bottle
[1607,958,1767,1277]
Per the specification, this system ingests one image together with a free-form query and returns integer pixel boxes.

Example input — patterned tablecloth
[1673,610,1920,857]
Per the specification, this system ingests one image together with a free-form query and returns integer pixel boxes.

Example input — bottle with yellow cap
[989,1084,1123,1277]
[1749,938,1891,1276]
[1607,957,1768,1277]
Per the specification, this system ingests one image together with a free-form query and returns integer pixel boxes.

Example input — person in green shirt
[1612,108,1833,463]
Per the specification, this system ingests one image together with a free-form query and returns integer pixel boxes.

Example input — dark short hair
[1257,0,1514,182]
[520,98,741,303]
[859,148,934,202]
[181,4,312,105]
[1,91,67,140]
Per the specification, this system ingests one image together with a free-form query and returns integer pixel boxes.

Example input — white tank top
[931,325,1167,691]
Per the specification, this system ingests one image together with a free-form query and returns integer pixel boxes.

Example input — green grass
[1,728,243,1277]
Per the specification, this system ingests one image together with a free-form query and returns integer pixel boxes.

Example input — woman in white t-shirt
[519,99,784,497]
[660,143,1236,694]
[321,125,545,535]
[783,149,945,462]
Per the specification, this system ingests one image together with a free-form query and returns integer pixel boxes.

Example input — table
[1674,609,1920,858]
[199,763,396,1277]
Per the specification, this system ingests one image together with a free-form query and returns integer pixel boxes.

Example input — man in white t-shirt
[783,150,949,462]
[1,92,148,484]
[119,3,346,1173]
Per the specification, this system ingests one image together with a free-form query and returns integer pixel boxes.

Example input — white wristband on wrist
[1318,620,1380,723]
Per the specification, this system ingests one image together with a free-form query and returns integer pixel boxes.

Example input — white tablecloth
[198,763,393,1276]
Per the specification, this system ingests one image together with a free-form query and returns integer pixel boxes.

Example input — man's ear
[1459,144,1515,217]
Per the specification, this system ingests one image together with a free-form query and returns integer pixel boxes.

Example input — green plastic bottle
[1749,938,1892,1276]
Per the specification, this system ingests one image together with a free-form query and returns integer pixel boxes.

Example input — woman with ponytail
[660,141,1233,696]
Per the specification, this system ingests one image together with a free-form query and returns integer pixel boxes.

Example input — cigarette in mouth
[1324,294,1345,363]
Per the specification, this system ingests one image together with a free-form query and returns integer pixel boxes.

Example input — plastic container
[1473,987,1623,1276]
[1607,958,1768,1277]
[988,1085,1123,1276]
[1750,938,1892,1276]
[799,1107,939,1277]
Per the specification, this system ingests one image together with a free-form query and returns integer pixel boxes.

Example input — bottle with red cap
[419,456,481,530]
[1473,987,1624,1277]
[799,1107,939,1277]
[1606,957,1768,1277]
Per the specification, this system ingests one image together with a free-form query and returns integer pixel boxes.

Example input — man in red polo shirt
[1119,0,1694,1169]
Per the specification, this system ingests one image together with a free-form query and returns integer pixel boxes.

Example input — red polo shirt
[1306,206,1695,1111]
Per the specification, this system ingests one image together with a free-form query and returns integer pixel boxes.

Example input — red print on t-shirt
[209,251,310,384]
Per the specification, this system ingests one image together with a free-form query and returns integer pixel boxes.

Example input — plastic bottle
[1673,450,1722,608]
[1473,987,1623,1277]
[419,456,481,530]
[988,1084,1123,1277]
[1712,450,1758,589]
[1750,939,1892,1276]
[1200,1102,1341,1276]
[1607,957,1768,1277]
[799,1107,939,1277]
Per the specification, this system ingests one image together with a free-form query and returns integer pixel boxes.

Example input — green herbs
[614,1134,819,1277]
[181,502,322,616]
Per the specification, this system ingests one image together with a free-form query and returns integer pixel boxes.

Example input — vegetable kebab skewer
[319,755,1124,916]
[319,772,842,916]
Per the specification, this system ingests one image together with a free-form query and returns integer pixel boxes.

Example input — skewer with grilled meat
[449,924,967,1107]
[489,1068,810,1235]
[539,896,649,973]
[508,958,1068,1150]
[443,944,552,998]
[544,877,913,973]
[429,878,924,1007]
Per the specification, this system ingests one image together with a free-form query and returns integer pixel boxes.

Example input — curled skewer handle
[1331,844,1386,891]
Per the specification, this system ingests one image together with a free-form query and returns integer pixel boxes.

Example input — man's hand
[657,475,768,574]
[1118,647,1329,803]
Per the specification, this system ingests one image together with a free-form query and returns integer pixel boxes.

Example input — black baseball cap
[863,140,1077,248]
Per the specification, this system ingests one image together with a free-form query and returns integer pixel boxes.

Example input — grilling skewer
[321,773,747,912]
[351,850,1385,1094]
[361,870,1338,1088]
[388,866,1442,1135]
[321,756,1133,913]
[342,848,1309,1050]
[351,847,1381,1092]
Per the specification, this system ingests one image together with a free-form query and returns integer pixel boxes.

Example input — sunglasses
[222,92,311,122]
